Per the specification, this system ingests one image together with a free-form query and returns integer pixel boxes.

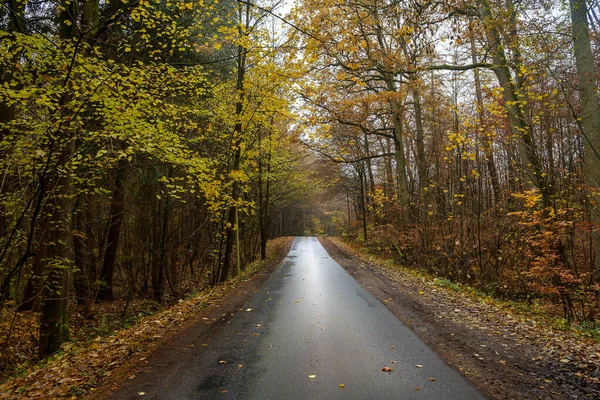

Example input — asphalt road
[126,237,485,399]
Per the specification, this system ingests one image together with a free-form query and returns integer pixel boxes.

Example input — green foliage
[0,0,328,377]
[433,277,462,292]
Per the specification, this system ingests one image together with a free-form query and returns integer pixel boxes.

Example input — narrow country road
[113,237,485,399]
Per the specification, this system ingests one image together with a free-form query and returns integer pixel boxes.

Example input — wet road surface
[122,237,485,399]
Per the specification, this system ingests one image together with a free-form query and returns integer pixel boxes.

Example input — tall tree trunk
[0,0,25,128]
[18,243,45,312]
[358,165,368,242]
[97,160,128,301]
[389,97,409,221]
[569,0,600,282]
[258,144,266,260]
[0,0,28,302]
[151,197,168,301]
[38,0,80,357]
[81,0,99,36]
[38,143,74,357]
[477,0,550,205]
[364,133,376,205]
[412,88,427,190]
[72,196,98,318]
[221,2,249,283]
[382,137,394,201]
[258,128,272,260]
[470,24,501,208]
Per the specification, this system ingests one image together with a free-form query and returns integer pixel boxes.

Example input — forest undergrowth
[0,237,291,398]
[339,228,600,341]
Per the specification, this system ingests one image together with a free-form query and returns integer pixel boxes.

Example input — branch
[402,62,492,75]
[236,0,322,43]
[301,141,395,164]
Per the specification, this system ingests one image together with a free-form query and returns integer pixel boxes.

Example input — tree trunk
[569,0,600,282]
[72,196,98,317]
[151,197,168,302]
[470,25,501,208]
[390,99,409,221]
[359,164,368,242]
[38,1,80,357]
[477,0,550,205]
[221,2,249,283]
[97,160,128,301]
[38,144,74,357]
[0,0,25,128]
[18,247,45,312]
[412,88,427,190]
[364,133,376,206]
[258,128,272,260]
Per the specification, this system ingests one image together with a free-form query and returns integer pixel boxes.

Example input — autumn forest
[1,0,600,396]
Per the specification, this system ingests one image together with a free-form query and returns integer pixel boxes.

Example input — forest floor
[0,237,292,399]
[320,237,600,400]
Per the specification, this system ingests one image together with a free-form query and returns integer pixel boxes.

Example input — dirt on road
[319,237,600,400]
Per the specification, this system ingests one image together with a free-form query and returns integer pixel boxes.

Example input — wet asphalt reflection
[141,236,485,399]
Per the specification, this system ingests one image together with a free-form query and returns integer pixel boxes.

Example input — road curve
[121,237,485,399]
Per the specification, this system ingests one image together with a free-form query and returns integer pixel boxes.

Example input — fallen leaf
[339,383,345,388]
[419,290,424,295]
[309,374,316,379]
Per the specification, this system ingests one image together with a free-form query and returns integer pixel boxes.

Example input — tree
[569,0,600,281]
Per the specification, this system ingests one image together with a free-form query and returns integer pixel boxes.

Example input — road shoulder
[0,238,291,400]
[94,237,292,400]
[319,237,600,400]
